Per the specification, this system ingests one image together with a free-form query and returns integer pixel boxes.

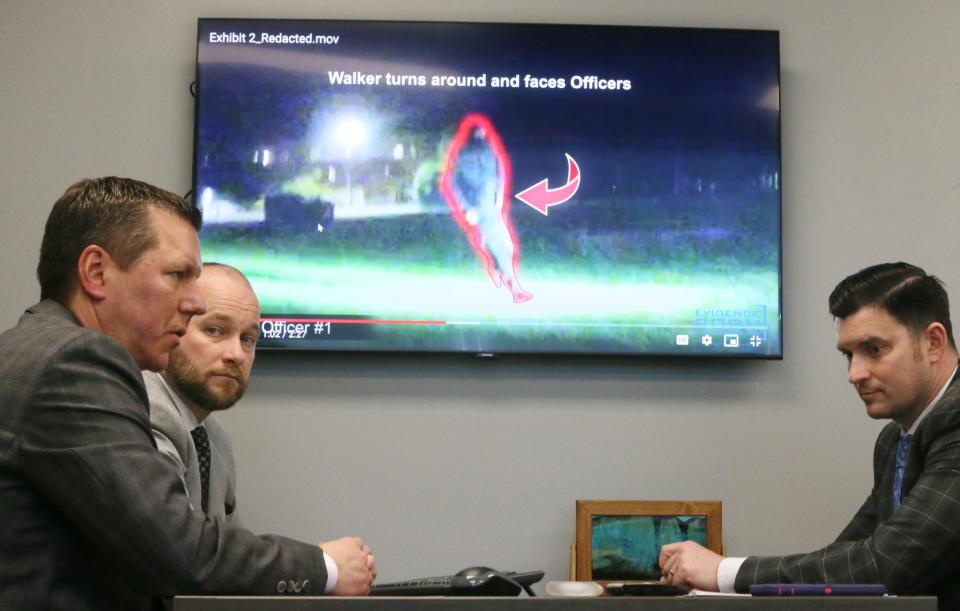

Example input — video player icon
[676,334,690,346]
[749,335,763,347]
[701,335,713,347]
[723,334,739,348]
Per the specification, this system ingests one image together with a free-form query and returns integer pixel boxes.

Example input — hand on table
[320,536,377,596]
[658,540,723,593]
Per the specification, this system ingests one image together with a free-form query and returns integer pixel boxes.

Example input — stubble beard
[166,350,248,412]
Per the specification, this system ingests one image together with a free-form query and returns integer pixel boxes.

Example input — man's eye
[206,327,223,336]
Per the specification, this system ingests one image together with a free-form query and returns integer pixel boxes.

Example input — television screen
[193,18,781,357]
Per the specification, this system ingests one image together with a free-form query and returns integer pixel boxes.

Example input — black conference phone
[370,566,544,596]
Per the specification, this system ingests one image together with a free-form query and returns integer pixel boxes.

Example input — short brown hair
[37,177,202,303]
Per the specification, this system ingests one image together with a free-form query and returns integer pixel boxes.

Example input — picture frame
[575,500,722,583]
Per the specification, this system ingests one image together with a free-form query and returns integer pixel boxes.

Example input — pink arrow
[515,153,580,215]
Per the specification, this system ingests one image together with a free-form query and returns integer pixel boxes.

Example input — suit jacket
[144,371,240,525]
[735,371,960,610]
[0,300,326,611]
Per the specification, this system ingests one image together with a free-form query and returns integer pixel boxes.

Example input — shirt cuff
[323,552,339,594]
[717,557,747,593]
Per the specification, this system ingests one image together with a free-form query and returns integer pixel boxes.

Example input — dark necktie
[892,433,912,511]
[190,426,211,513]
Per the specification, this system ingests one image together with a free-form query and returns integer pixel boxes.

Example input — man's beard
[166,350,248,412]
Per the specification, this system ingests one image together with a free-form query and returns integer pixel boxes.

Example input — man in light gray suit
[145,263,259,524]
[0,178,376,611]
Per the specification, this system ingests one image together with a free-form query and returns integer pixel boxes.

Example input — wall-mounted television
[193,18,781,357]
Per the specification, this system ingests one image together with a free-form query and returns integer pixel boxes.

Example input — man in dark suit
[0,178,376,610]
[659,262,960,609]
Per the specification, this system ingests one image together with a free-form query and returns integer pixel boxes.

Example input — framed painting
[575,500,722,583]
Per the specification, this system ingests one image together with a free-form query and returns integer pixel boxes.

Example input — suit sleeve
[832,429,886,543]
[19,333,327,596]
[734,418,960,594]
[832,494,878,543]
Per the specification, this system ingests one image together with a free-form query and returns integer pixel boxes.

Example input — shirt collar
[904,364,958,435]
[158,374,201,430]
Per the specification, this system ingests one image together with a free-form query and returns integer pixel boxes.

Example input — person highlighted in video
[440,113,532,303]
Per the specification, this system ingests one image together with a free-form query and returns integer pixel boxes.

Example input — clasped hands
[320,536,377,596]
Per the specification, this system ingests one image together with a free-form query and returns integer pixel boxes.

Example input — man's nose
[182,284,206,316]
[848,356,869,385]
[222,335,247,364]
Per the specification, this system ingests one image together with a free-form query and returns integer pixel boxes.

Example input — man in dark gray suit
[659,262,960,609]
[0,178,376,611]
[145,263,259,524]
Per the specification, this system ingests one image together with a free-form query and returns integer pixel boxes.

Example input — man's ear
[924,321,949,362]
[76,244,111,301]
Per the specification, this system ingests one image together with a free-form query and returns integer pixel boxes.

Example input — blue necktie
[892,434,912,511]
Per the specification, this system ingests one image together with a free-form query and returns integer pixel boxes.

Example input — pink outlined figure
[439,114,532,303]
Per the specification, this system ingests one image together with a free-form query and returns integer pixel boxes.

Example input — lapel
[897,367,960,512]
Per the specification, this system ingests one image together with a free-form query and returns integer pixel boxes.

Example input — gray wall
[2,0,959,589]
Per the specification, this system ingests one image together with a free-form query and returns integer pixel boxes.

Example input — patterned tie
[190,426,211,513]
[892,434,912,511]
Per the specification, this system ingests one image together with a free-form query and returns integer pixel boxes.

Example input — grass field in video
[200,194,780,354]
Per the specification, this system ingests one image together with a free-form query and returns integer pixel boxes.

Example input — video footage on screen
[194,19,781,357]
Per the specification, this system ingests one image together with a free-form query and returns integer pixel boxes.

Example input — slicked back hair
[829,262,955,350]
[37,177,202,303]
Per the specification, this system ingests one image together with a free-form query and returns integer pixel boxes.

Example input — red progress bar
[262,318,447,325]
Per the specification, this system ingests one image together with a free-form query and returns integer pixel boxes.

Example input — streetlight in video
[335,116,368,206]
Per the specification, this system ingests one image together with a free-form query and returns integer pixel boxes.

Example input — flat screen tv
[193,18,781,357]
